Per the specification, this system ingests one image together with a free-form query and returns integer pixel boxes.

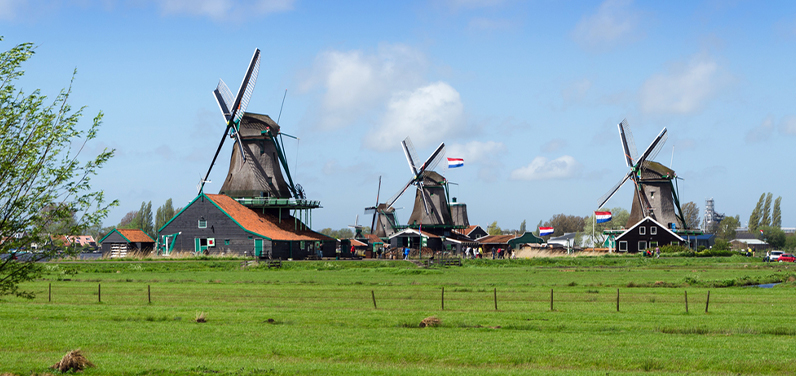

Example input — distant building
[614,217,685,253]
[702,198,725,232]
[452,225,488,240]
[100,229,155,258]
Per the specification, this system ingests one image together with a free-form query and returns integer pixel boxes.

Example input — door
[254,239,263,257]
[195,238,208,254]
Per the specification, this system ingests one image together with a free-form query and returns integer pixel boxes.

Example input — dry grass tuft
[195,312,207,323]
[419,316,441,328]
[50,349,94,373]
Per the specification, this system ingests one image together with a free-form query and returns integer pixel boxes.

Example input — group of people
[463,246,515,259]
[643,247,660,258]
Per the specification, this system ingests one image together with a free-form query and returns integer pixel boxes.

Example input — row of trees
[115,199,181,239]
[748,192,782,232]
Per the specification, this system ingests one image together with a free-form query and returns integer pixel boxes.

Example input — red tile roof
[363,234,383,244]
[349,239,367,247]
[117,229,155,243]
[476,234,515,244]
[206,194,334,241]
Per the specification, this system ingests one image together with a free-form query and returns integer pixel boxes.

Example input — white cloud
[157,0,293,21]
[302,45,426,130]
[0,0,22,20]
[639,55,721,115]
[446,141,505,180]
[510,156,582,181]
[561,79,592,105]
[541,139,567,153]
[365,82,465,150]
[571,0,642,51]
[779,116,796,135]
[745,116,774,143]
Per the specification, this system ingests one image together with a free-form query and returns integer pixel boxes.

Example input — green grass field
[2,256,795,375]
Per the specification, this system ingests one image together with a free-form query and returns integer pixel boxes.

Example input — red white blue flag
[539,227,554,236]
[447,157,464,168]
[595,211,612,223]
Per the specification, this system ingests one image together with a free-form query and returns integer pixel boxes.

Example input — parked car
[778,253,795,262]
[764,251,784,262]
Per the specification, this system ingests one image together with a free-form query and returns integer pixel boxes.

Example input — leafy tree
[140,201,153,237]
[748,193,765,232]
[534,220,543,236]
[759,226,785,250]
[784,235,796,251]
[118,211,137,228]
[582,207,630,246]
[155,198,176,233]
[716,215,739,241]
[0,39,116,298]
[713,238,731,251]
[772,196,782,228]
[681,202,700,229]
[319,228,354,239]
[542,214,586,237]
[519,220,526,234]
[760,193,772,227]
[487,221,502,236]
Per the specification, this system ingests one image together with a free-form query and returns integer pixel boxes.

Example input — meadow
[1,256,795,375]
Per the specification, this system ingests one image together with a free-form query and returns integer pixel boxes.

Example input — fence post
[441,287,445,310]
[616,289,619,312]
[550,289,554,311]
[371,290,377,309]
[148,285,151,304]
[494,288,497,311]
[684,290,688,313]
[48,283,51,302]
[705,290,710,313]
[98,283,101,303]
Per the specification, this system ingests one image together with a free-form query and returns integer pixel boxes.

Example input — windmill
[597,119,686,229]
[348,215,366,239]
[384,137,452,227]
[364,176,399,238]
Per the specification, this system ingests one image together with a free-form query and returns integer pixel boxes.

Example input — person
[336,246,341,260]
[403,247,410,260]
[752,247,756,258]
[766,250,770,262]
[465,247,470,259]
[655,247,660,258]
[350,244,355,258]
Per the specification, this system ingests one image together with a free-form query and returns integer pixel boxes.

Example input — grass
[2,257,796,375]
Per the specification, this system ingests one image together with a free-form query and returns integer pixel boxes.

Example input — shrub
[660,244,691,254]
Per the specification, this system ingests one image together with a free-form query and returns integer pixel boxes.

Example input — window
[638,241,647,251]
[650,226,657,235]
[224,239,230,245]
[618,241,628,252]
[650,241,658,247]
[639,226,646,235]
[198,219,207,228]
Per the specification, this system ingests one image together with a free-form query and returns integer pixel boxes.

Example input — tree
[748,193,765,232]
[759,226,786,250]
[319,228,354,239]
[681,202,700,229]
[118,211,137,228]
[716,215,739,241]
[0,40,116,298]
[534,220,543,236]
[519,220,527,234]
[582,207,630,246]
[772,196,782,228]
[155,199,176,234]
[487,221,502,236]
[760,193,772,227]
[542,214,586,237]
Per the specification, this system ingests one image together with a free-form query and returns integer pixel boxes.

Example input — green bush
[713,239,731,251]
[660,244,691,254]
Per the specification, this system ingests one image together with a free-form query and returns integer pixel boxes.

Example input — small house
[453,225,488,240]
[100,229,155,258]
[614,216,684,253]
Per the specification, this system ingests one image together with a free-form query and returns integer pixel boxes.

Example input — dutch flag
[539,227,554,236]
[595,211,612,223]
[447,157,464,168]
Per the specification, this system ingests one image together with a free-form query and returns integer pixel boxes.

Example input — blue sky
[3,0,796,231]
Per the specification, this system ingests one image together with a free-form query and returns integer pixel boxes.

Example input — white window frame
[638,241,648,251]
[618,241,628,252]
[198,219,207,229]
[650,226,657,235]
[639,226,646,235]
[650,241,658,248]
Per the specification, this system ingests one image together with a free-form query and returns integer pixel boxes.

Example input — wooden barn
[453,225,488,240]
[614,216,684,253]
[100,229,155,258]
[157,193,335,259]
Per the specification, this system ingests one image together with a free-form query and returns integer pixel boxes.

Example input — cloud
[571,0,642,51]
[468,17,515,31]
[745,116,774,143]
[302,45,426,130]
[365,82,465,150]
[510,156,582,181]
[561,79,592,105]
[639,55,722,115]
[156,0,294,21]
[541,139,567,153]
[446,141,505,180]
[779,116,796,135]
[444,0,507,11]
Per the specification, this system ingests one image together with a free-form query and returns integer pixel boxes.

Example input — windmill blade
[418,184,431,215]
[228,48,261,128]
[645,131,668,163]
[386,179,414,209]
[371,176,381,231]
[213,79,234,121]
[597,170,633,209]
[635,127,668,165]
[201,123,234,192]
[401,138,419,177]
[617,119,638,168]
[364,207,376,215]
[416,142,446,175]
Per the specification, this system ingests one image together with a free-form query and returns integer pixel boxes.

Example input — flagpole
[592,213,595,250]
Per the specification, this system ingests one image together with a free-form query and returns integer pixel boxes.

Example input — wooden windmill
[364,176,399,238]
[597,119,686,229]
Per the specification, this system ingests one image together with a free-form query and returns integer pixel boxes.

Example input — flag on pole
[595,211,612,223]
[447,157,464,168]
[539,227,554,236]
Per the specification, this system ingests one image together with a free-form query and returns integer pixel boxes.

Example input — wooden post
[616,289,619,312]
[371,290,377,309]
[441,287,445,310]
[98,283,101,303]
[550,289,554,311]
[684,290,688,313]
[494,288,497,311]
[48,283,51,302]
[148,285,151,304]
[705,290,710,313]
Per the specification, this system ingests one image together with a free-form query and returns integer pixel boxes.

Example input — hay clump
[195,311,207,323]
[50,349,94,372]
[419,316,441,328]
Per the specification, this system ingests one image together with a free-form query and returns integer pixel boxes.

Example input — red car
[778,254,796,262]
